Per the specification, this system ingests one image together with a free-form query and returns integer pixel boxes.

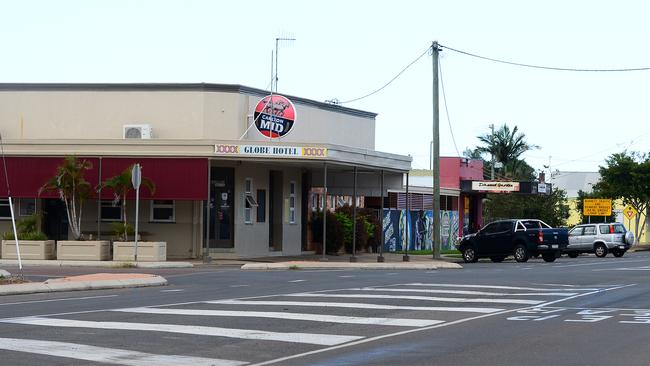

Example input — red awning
[0,157,208,200]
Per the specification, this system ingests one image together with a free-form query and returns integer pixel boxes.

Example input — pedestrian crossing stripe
[205,299,505,313]
[346,287,578,297]
[0,317,363,346]
[286,293,544,305]
[0,337,247,366]
[112,307,444,327]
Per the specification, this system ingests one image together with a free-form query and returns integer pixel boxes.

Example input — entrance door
[209,168,234,248]
[269,170,283,251]
[42,199,69,240]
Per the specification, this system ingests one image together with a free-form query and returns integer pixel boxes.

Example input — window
[569,227,584,236]
[289,181,296,224]
[496,221,512,233]
[521,220,542,230]
[613,224,626,234]
[583,226,597,235]
[151,200,175,222]
[599,225,609,235]
[256,189,266,223]
[481,222,499,234]
[19,198,36,216]
[0,199,12,219]
[244,178,257,224]
[100,200,122,221]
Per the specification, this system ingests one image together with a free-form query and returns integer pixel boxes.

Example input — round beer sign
[254,95,296,138]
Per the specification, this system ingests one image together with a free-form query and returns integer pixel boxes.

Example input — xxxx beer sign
[214,144,327,158]
[254,95,296,139]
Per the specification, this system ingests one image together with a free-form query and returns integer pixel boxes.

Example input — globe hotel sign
[254,95,296,138]
[214,144,328,158]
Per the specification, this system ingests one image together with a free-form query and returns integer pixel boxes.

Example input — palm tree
[39,156,93,240]
[476,124,539,178]
[98,164,155,240]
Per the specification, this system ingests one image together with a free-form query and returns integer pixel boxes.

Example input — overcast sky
[2,0,649,175]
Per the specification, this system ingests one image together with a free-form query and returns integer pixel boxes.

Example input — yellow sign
[214,144,328,158]
[623,205,638,220]
[583,199,612,216]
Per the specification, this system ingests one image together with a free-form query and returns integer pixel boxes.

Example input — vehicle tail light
[538,230,544,244]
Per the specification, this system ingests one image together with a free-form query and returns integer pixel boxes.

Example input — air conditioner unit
[123,124,152,139]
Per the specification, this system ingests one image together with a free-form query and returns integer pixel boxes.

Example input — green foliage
[594,151,650,241]
[98,164,156,239]
[310,211,344,254]
[334,205,376,253]
[111,222,135,241]
[484,188,570,227]
[473,124,539,179]
[38,156,93,240]
[2,214,48,240]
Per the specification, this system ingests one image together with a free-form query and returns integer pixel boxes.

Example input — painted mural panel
[382,209,459,252]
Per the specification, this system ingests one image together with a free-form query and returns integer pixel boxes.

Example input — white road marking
[230,285,250,288]
[552,259,649,268]
[0,337,246,366]
[593,266,650,271]
[113,307,443,327]
[1,317,362,346]
[286,293,543,305]
[349,287,577,297]
[338,275,355,278]
[0,295,118,307]
[402,283,599,291]
[160,289,185,292]
[205,299,504,313]
[288,280,306,283]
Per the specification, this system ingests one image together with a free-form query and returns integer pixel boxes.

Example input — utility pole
[432,41,442,260]
[490,124,495,180]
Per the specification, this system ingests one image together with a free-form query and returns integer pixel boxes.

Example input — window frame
[288,181,296,224]
[0,198,12,219]
[244,178,258,224]
[150,200,176,223]
[18,198,37,217]
[100,199,122,222]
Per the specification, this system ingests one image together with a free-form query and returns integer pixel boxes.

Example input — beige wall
[0,89,375,151]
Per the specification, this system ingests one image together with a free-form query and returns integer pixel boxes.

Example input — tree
[38,156,93,240]
[593,152,650,243]
[476,124,539,178]
[484,189,570,228]
[97,164,155,240]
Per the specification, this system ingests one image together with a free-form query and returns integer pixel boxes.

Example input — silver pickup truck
[565,223,635,258]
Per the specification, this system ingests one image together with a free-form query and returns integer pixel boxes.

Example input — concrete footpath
[0,259,193,269]
[235,253,462,270]
[0,272,167,296]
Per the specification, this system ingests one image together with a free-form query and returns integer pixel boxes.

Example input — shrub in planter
[2,215,48,241]
[310,211,344,254]
[335,205,374,253]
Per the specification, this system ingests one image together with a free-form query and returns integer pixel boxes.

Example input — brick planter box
[1,240,56,260]
[113,241,167,262]
[57,240,111,261]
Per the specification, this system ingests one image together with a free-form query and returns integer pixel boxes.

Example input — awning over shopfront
[0,157,208,200]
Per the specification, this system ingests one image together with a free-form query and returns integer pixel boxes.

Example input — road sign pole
[131,164,142,262]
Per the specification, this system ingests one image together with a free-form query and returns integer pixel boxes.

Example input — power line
[441,44,650,72]
[333,46,432,104]
[438,58,461,157]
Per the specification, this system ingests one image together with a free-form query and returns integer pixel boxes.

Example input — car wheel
[612,250,625,258]
[542,253,557,262]
[514,245,529,263]
[594,243,608,258]
[490,256,506,263]
[462,246,478,263]
[567,252,579,258]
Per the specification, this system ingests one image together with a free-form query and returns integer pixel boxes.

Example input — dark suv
[456,219,569,263]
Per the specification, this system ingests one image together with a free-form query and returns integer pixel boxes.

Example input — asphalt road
[2,252,650,365]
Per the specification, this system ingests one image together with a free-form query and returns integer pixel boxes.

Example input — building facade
[0,83,411,259]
